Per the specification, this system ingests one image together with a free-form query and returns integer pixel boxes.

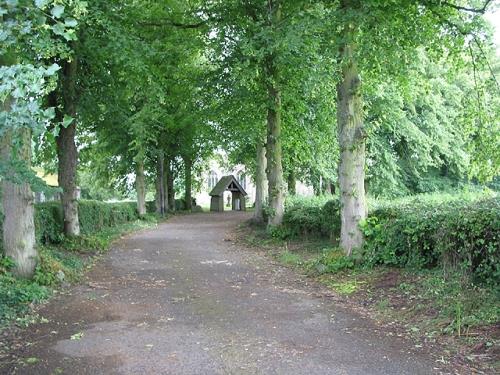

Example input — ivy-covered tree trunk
[184,156,192,211]
[167,158,175,211]
[287,170,296,195]
[135,160,146,217]
[56,58,80,236]
[0,128,37,278]
[336,41,367,255]
[155,151,165,215]
[254,140,268,222]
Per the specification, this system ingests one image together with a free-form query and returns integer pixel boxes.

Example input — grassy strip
[0,214,159,329]
[244,225,499,371]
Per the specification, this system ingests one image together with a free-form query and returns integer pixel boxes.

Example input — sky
[485,6,500,54]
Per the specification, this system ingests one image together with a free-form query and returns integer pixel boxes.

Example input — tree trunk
[155,151,165,215]
[167,159,175,211]
[162,157,169,213]
[287,170,296,195]
[0,128,37,278]
[254,140,268,223]
[56,58,80,236]
[184,156,192,211]
[336,41,367,255]
[135,160,146,217]
[324,179,333,195]
[265,0,284,227]
[265,84,284,226]
[312,175,320,196]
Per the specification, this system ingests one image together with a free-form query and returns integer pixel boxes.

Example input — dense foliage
[1,1,498,273]
[0,200,144,250]
[279,192,499,285]
[362,193,499,285]
[281,196,340,238]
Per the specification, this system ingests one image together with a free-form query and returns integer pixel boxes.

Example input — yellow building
[32,168,80,203]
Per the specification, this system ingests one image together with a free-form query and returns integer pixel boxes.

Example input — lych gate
[209,175,247,212]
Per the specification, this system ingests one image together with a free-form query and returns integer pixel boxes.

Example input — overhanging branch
[438,0,493,14]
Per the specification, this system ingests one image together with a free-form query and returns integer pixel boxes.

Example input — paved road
[2,212,439,374]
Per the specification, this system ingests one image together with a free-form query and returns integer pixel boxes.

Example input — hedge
[1,200,142,250]
[361,196,499,285]
[283,196,340,238]
[282,192,499,285]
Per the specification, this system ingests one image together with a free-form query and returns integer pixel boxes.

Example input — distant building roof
[209,175,247,196]
[33,167,59,187]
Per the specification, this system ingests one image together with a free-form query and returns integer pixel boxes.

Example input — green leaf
[51,5,65,18]
[34,0,48,8]
[70,332,84,340]
[64,18,78,28]
[62,30,77,41]
[62,115,74,128]
[45,63,60,76]
[51,22,65,36]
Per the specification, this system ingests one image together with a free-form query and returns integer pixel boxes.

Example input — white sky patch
[485,6,500,55]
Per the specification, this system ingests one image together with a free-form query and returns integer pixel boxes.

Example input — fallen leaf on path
[200,260,233,266]
[70,332,84,340]
[87,282,109,289]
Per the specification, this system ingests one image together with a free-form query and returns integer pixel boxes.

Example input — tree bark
[336,40,367,255]
[287,170,296,195]
[155,151,165,215]
[264,0,284,227]
[135,160,147,217]
[56,58,80,236]
[265,83,284,226]
[162,156,169,213]
[184,156,192,211]
[254,140,268,223]
[167,158,175,211]
[312,175,320,196]
[324,179,333,195]
[1,128,37,278]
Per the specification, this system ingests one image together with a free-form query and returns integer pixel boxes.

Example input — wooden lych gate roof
[209,175,247,197]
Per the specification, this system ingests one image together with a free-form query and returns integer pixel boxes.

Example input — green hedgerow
[283,191,499,285]
[282,195,340,239]
[360,195,499,285]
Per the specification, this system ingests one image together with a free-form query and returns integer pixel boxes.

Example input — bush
[306,248,357,274]
[146,200,156,213]
[78,200,138,234]
[361,194,499,285]
[0,255,50,324]
[282,196,340,239]
[282,191,499,285]
[1,200,141,250]
[34,202,65,244]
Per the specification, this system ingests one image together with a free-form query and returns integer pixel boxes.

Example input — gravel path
[1,212,439,374]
